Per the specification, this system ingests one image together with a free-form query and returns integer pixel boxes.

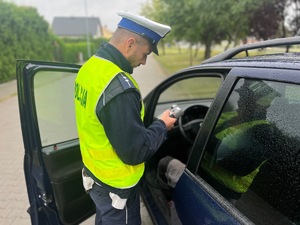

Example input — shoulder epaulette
[117,73,135,91]
[96,73,138,113]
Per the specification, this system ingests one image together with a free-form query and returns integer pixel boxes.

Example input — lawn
[154,46,222,74]
[155,43,300,75]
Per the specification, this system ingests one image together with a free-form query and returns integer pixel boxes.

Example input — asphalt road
[0,55,168,225]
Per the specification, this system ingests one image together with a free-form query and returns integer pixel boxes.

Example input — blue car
[17,37,300,225]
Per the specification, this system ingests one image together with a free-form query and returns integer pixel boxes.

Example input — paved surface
[0,55,168,225]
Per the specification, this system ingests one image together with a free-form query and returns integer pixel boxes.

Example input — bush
[0,0,108,83]
[58,37,107,63]
[0,1,54,83]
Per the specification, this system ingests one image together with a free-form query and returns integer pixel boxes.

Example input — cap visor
[153,45,159,55]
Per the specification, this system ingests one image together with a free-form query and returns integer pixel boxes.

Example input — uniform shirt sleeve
[97,89,168,165]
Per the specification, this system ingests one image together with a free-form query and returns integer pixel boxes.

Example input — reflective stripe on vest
[202,153,266,193]
[203,119,269,193]
[75,56,145,188]
[216,120,270,149]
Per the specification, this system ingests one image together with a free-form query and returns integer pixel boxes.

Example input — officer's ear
[126,38,136,51]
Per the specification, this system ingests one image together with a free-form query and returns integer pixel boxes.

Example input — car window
[198,78,300,225]
[34,71,78,147]
[153,76,222,118]
[158,76,221,103]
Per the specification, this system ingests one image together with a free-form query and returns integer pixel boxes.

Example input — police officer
[74,11,176,225]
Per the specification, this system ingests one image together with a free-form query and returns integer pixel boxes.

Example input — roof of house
[52,17,103,37]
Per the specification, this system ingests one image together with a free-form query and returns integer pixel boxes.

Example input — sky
[10,0,149,31]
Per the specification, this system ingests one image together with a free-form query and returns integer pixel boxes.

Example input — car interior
[143,78,300,225]
[142,104,210,224]
[142,75,223,224]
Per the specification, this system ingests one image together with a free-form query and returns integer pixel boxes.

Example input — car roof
[181,52,300,74]
[182,37,300,74]
[201,53,300,70]
[203,36,300,64]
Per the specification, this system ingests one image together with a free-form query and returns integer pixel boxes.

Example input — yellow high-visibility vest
[75,56,145,188]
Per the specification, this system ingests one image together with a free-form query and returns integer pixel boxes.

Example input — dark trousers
[89,183,141,225]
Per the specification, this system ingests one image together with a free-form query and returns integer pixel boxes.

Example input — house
[52,17,103,38]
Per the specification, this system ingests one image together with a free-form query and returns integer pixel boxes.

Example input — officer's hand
[160,110,177,131]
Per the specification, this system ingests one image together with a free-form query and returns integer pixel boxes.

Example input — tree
[143,0,264,59]
[0,0,55,82]
[285,0,300,35]
[140,0,171,55]
[221,0,262,47]
[158,0,263,59]
[248,0,283,40]
[142,0,290,60]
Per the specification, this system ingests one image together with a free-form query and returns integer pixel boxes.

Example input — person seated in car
[158,80,281,201]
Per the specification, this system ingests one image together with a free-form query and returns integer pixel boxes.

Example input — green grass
[155,46,222,74]
[155,44,300,75]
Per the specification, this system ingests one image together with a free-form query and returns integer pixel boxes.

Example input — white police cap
[117,11,171,55]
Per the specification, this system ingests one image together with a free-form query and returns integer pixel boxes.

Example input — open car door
[16,60,95,225]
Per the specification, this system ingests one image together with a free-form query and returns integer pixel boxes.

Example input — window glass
[199,78,300,225]
[158,76,221,103]
[154,76,222,118]
[34,71,78,147]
